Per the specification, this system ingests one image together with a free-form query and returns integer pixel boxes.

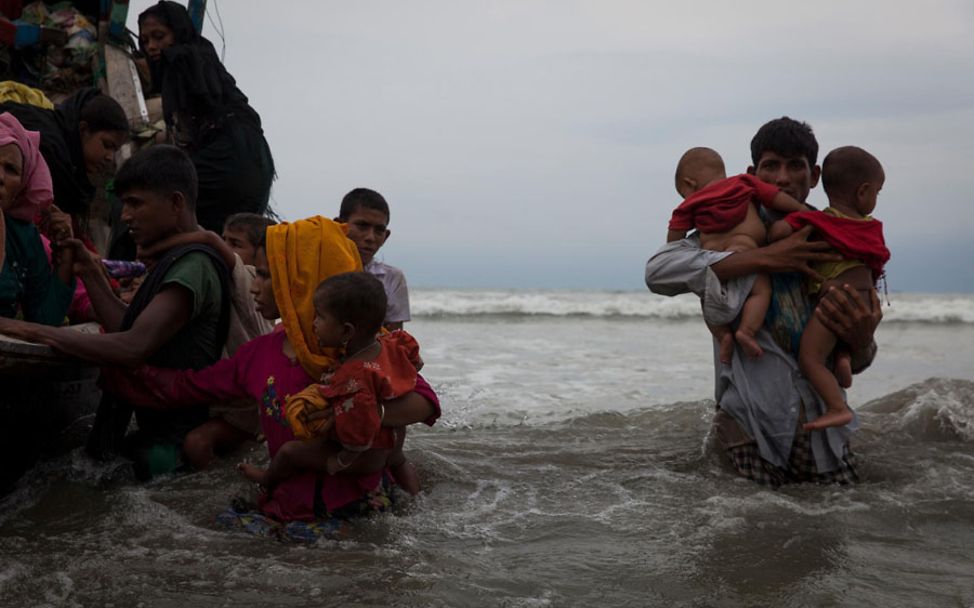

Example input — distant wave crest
[412,290,974,324]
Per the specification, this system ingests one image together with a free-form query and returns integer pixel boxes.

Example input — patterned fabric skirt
[714,407,859,488]
[216,475,395,543]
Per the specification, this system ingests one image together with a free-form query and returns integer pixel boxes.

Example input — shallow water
[2,292,973,607]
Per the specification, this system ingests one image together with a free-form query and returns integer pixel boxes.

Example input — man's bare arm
[0,285,193,367]
[710,225,839,283]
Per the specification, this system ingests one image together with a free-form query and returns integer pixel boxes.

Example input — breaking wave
[411,290,974,323]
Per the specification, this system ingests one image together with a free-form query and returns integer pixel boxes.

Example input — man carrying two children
[646,117,882,486]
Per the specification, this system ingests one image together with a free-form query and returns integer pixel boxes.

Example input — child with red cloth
[667,147,807,362]
[770,146,890,430]
[238,271,424,494]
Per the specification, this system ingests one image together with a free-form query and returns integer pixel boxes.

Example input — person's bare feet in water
[236,462,270,485]
[803,407,854,431]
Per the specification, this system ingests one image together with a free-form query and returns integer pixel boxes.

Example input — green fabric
[148,251,224,370]
[0,216,73,325]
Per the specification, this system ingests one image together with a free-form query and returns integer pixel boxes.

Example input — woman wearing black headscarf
[0,88,129,234]
[138,1,275,232]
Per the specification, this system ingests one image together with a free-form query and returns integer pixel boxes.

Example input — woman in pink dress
[106,216,439,541]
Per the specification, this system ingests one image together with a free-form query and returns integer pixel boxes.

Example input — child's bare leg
[387,428,420,495]
[237,437,331,489]
[800,316,853,430]
[808,266,875,410]
[833,349,853,389]
[735,273,770,359]
[706,321,735,364]
[717,230,766,359]
[183,418,253,470]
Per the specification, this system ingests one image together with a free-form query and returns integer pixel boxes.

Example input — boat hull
[0,332,102,493]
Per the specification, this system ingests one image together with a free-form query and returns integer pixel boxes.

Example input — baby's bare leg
[237,437,333,489]
[833,349,853,389]
[818,266,875,394]
[735,273,769,359]
[698,222,767,362]
[722,232,766,359]
[697,290,732,363]
[706,321,735,364]
[799,315,852,430]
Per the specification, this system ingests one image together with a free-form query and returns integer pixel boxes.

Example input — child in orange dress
[237,271,423,493]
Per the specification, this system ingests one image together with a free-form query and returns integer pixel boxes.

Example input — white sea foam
[411,289,974,323]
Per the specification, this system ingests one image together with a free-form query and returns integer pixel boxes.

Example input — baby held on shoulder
[667,147,806,363]
[237,271,424,495]
[665,145,889,431]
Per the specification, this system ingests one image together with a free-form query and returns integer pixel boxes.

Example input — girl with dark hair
[138,1,275,232]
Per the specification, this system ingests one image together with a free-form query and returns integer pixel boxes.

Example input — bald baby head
[675,147,726,198]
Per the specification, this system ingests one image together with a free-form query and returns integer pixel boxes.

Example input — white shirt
[366,259,410,324]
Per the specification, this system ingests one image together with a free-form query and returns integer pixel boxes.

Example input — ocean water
[1,290,973,607]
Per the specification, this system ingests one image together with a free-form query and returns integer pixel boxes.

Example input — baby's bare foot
[803,408,854,431]
[237,462,268,485]
[735,329,763,359]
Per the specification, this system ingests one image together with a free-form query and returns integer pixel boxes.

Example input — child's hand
[767,219,795,243]
[301,408,335,434]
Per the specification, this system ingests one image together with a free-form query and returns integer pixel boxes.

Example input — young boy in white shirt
[336,188,410,331]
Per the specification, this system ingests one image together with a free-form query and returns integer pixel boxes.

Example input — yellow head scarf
[266,215,362,379]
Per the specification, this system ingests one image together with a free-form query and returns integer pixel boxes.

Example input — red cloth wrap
[669,174,780,233]
[784,210,890,278]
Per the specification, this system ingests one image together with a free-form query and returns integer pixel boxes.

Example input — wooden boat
[0,325,102,493]
[0,1,211,493]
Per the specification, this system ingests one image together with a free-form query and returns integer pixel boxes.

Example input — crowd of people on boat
[0,1,886,541]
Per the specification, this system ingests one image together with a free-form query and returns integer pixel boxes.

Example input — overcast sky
[128,1,974,292]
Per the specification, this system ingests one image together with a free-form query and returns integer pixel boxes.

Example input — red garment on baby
[322,331,421,451]
[784,210,890,278]
[668,174,781,233]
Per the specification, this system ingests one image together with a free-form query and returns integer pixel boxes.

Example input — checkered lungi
[713,405,858,488]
